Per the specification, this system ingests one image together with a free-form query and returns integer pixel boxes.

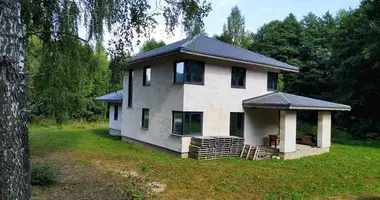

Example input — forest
[25,0,380,139]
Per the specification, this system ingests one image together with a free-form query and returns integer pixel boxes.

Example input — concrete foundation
[109,128,121,136]
[279,144,330,159]
[121,136,188,158]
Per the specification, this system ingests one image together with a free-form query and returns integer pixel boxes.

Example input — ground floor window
[230,112,244,137]
[114,105,119,121]
[172,111,203,135]
[142,109,149,129]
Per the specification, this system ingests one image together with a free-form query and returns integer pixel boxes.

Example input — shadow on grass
[333,139,380,149]
[91,129,121,141]
[30,130,80,156]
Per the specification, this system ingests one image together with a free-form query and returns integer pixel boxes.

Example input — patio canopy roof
[243,92,351,111]
[94,90,123,103]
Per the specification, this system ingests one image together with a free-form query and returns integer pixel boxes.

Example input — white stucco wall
[109,103,122,131]
[244,108,279,146]
[183,58,276,148]
[121,57,185,153]
[122,54,280,153]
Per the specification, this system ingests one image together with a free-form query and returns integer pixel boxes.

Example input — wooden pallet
[189,136,244,160]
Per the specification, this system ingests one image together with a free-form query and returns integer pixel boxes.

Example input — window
[267,72,278,91]
[172,111,203,135]
[230,113,244,137]
[174,60,204,84]
[128,69,133,108]
[231,67,246,88]
[142,109,149,129]
[143,66,151,86]
[114,105,119,121]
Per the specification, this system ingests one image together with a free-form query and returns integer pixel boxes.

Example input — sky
[95,0,362,54]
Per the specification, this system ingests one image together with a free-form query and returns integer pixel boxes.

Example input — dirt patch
[32,153,125,200]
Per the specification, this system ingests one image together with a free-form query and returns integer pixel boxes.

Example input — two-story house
[96,34,350,159]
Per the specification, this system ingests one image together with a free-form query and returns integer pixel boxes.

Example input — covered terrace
[243,92,351,159]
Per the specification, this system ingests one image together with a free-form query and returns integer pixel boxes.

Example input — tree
[214,6,253,49]
[1,0,212,198]
[109,56,128,92]
[0,0,30,199]
[140,39,166,53]
[250,14,303,92]
[330,0,380,136]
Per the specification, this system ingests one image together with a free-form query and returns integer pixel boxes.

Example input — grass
[30,122,380,199]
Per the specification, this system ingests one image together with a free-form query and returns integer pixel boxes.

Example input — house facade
[94,90,123,136]
[96,34,350,159]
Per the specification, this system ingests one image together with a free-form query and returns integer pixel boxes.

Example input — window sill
[267,89,277,92]
[141,127,148,130]
[170,133,202,137]
[231,85,246,89]
[173,82,204,86]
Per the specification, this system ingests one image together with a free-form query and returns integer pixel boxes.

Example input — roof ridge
[278,92,291,104]
[181,34,201,48]
[242,91,279,103]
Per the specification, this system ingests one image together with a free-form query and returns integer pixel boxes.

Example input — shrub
[31,163,60,186]
[120,175,150,200]
[140,166,148,173]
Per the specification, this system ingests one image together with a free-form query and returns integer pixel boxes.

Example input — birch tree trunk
[0,0,30,199]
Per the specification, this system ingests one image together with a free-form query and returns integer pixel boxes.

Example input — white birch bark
[0,0,30,199]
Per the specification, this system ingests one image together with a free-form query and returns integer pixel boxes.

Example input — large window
[230,112,244,137]
[114,105,119,121]
[174,60,204,84]
[142,109,149,129]
[267,72,278,91]
[143,66,151,86]
[172,111,203,135]
[128,69,133,108]
[231,67,246,88]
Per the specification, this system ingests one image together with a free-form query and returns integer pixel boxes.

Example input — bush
[120,176,150,200]
[31,163,60,186]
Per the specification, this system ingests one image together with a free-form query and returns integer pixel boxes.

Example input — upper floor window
[231,67,246,88]
[267,72,278,91]
[143,66,151,86]
[172,111,203,136]
[114,105,119,121]
[128,69,134,108]
[174,60,204,84]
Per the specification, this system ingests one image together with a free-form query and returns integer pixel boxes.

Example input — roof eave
[243,104,351,111]
[180,49,299,73]
[242,104,291,109]
[127,48,181,66]
[289,106,351,111]
[94,99,123,103]
[126,48,299,73]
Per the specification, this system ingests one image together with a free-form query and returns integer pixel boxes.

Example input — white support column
[317,111,331,148]
[279,110,297,153]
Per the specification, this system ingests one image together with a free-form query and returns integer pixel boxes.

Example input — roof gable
[129,34,299,72]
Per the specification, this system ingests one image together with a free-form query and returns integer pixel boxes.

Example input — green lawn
[30,123,380,199]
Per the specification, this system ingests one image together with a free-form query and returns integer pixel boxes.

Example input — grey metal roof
[243,92,351,111]
[94,90,123,103]
[129,34,299,72]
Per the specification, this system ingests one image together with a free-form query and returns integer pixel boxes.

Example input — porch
[242,92,351,159]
